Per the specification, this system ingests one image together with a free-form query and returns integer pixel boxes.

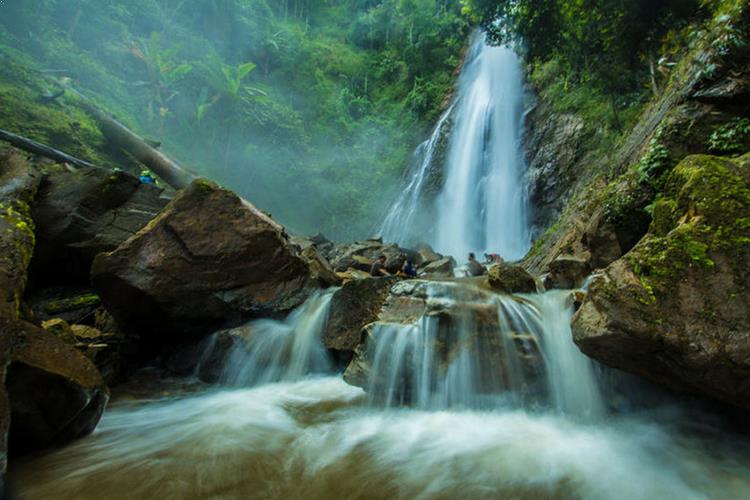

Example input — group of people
[369,251,504,279]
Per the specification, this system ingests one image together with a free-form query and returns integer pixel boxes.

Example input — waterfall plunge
[382,35,531,261]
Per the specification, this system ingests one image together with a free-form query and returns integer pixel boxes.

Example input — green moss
[650,198,678,236]
[44,293,102,315]
[0,53,115,167]
[631,153,749,292]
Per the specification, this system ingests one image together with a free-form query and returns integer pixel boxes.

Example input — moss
[44,293,102,315]
[650,198,678,236]
[630,153,749,292]
[0,54,113,167]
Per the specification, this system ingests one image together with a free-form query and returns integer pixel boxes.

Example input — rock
[0,148,41,320]
[30,165,168,286]
[414,245,442,267]
[330,240,408,274]
[543,255,591,290]
[309,233,335,260]
[70,324,104,340]
[421,257,454,278]
[336,268,373,282]
[30,290,102,324]
[323,277,397,357]
[0,321,11,490]
[572,154,750,410]
[487,263,537,294]
[1,319,108,455]
[41,318,76,344]
[523,103,585,240]
[300,245,341,287]
[343,280,544,401]
[91,179,318,344]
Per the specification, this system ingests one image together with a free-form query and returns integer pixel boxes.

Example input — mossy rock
[573,153,750,410]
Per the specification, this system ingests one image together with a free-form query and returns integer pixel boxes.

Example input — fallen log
[0,128,98,169]
[73,98,198,190]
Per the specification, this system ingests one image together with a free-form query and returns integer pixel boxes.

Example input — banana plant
[130,32,193,135]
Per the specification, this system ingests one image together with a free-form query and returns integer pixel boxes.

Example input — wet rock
[421,257,455,278]
[573,154,750,410]
[324,277,397,357]
[300,245,341,287]
[336,268,373,282]
[41,318,76,344]
[30,165,167,286]
[543,255,591,290]
[92,179,317,343]
[523,103,585,239]
[1,318,108,455]
[330,240,408,274]
[487,263,537,294]
[343,280,545,401]
[414,245,442,267]
[0,148,41,320]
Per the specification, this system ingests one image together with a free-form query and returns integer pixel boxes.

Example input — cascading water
[10,32,750,500]
[200,290,335,387]
[381,34,531,261]
[356,282,603,418]
[11,284,750,499]
[380,105,454,245]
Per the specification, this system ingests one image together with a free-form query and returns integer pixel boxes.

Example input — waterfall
[382,34,531,261]
[381,105,454,246]
[199,290,335,387]
[360,283,604,418]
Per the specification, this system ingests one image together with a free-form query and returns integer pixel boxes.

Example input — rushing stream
[381,34,531,260]
[10,285,750,499]
[8,28,750,500]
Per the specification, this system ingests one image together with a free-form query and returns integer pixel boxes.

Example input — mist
[0,0,468,241]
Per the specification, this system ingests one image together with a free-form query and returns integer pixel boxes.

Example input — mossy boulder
[487,263,537,295]
[91,179,321,349]
[573,153,750,409]
[0,148,41,320]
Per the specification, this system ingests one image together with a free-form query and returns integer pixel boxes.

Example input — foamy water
[11,377,750,500]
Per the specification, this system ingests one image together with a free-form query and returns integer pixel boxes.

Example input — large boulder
[421,257,455,278]
[323,277,397,359]
[0,148,41,320]
[330,240,409,274]
[0,319,108,456]
[573,154,750,409]
[30,165,168,286]
[488,263,537,294]
[92,179,320,342]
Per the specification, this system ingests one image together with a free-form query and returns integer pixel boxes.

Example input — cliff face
[522,6,750,276]
[521,6,750,408]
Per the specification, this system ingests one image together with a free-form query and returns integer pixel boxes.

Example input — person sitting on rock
[398,259,418,279]
[467,252,487,277]
[370,255,391,277]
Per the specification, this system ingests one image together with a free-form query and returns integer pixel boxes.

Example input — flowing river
[10,287,750,499]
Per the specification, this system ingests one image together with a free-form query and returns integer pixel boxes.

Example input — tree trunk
[75,99,198,189]
[0,128,97,169]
